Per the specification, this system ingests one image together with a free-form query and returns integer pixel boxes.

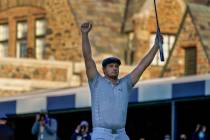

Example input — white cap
[80,120,89,126]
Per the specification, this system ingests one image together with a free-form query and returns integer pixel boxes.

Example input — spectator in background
[71,120,91,140]
[31,111,57,140]
[164,134,170,140]
[192,124,201,140]
[0,114,14,140]
[180,134,187,140]
[198,125,206,140]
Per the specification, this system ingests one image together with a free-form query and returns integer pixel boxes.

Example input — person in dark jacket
[0,114,14,140]
[71,120,91,140]
[32,111,57,140]
[192,124,203,140]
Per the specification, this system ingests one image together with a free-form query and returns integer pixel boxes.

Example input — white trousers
[91,127,130,140]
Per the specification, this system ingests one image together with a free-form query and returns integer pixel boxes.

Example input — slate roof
[122,0,209,33]
[188,3,210,61]
[161,3,210,77]
[122,0,146,32]
[185,0,209,5]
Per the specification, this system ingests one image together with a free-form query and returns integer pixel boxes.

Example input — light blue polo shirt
[88,73,133,129]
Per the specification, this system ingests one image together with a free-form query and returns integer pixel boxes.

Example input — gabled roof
[185,0,210,5]
[188,3,210,61]
[122,0,146,33]
[68,0,128,57]
[122,0,209,33]
[161,3,210,77]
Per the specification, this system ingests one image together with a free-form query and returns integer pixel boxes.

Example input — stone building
[0,0,82,60]
[122,0,210,79]
[0,0,83,96]
[0,0,132,96]
[161,3,210,77]
[0,0,209,96]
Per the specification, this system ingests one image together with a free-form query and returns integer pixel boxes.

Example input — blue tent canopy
[0,74,210,116]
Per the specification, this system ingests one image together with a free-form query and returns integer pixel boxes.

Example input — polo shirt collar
[104,76,120,85]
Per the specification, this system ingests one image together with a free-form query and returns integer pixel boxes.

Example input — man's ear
[102,67,106,74]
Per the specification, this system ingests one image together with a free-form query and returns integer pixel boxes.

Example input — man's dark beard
[109,75,118,79]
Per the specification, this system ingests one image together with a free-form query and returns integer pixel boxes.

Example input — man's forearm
[130,44,159,85]
[140,44,159,68]
[80,22,98,80]
[82,33,92,60]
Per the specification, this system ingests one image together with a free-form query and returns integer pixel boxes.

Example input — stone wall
[148,0,185,34]
[0,0,82,61]
[162,13,210,77]
[0,58,74,82]
[0,58,136,96]
[0,90,26,97]
[0,57,81,96]
[69,0,128,59]
[0,64,67,81]
[129,0,184,78]
[44,0,82,61]
[133,0,185,62]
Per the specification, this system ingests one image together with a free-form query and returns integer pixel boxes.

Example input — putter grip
[158,37,164,61]
[157,28,164,61]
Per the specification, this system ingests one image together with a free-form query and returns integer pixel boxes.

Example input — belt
[93,127,125,134]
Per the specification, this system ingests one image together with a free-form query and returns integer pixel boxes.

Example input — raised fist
[80,22,92,33]
[155,28,163,47]
[36,113,40,121]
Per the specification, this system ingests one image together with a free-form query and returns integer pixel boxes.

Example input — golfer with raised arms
[80,22,163,140]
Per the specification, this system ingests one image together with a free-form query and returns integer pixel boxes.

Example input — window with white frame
[150,34,175,66]
[16,21,28,58]
[0,24,9,57]
[17,21,27,39]
[35,19,46,59]
[125,33,135,65]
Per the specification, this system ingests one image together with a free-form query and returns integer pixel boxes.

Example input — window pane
[0,42,8,57]
[17,21,28,39]
[0,24,9,41]
[163,35,169,63]
[36,38,45,59]
[16,40,27,58]
[36,19,46,36]
[150,34,158,65]
[170,36,175,48]
[185,47,196,75]
[125,33,134,65]
[149,34,175,66]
